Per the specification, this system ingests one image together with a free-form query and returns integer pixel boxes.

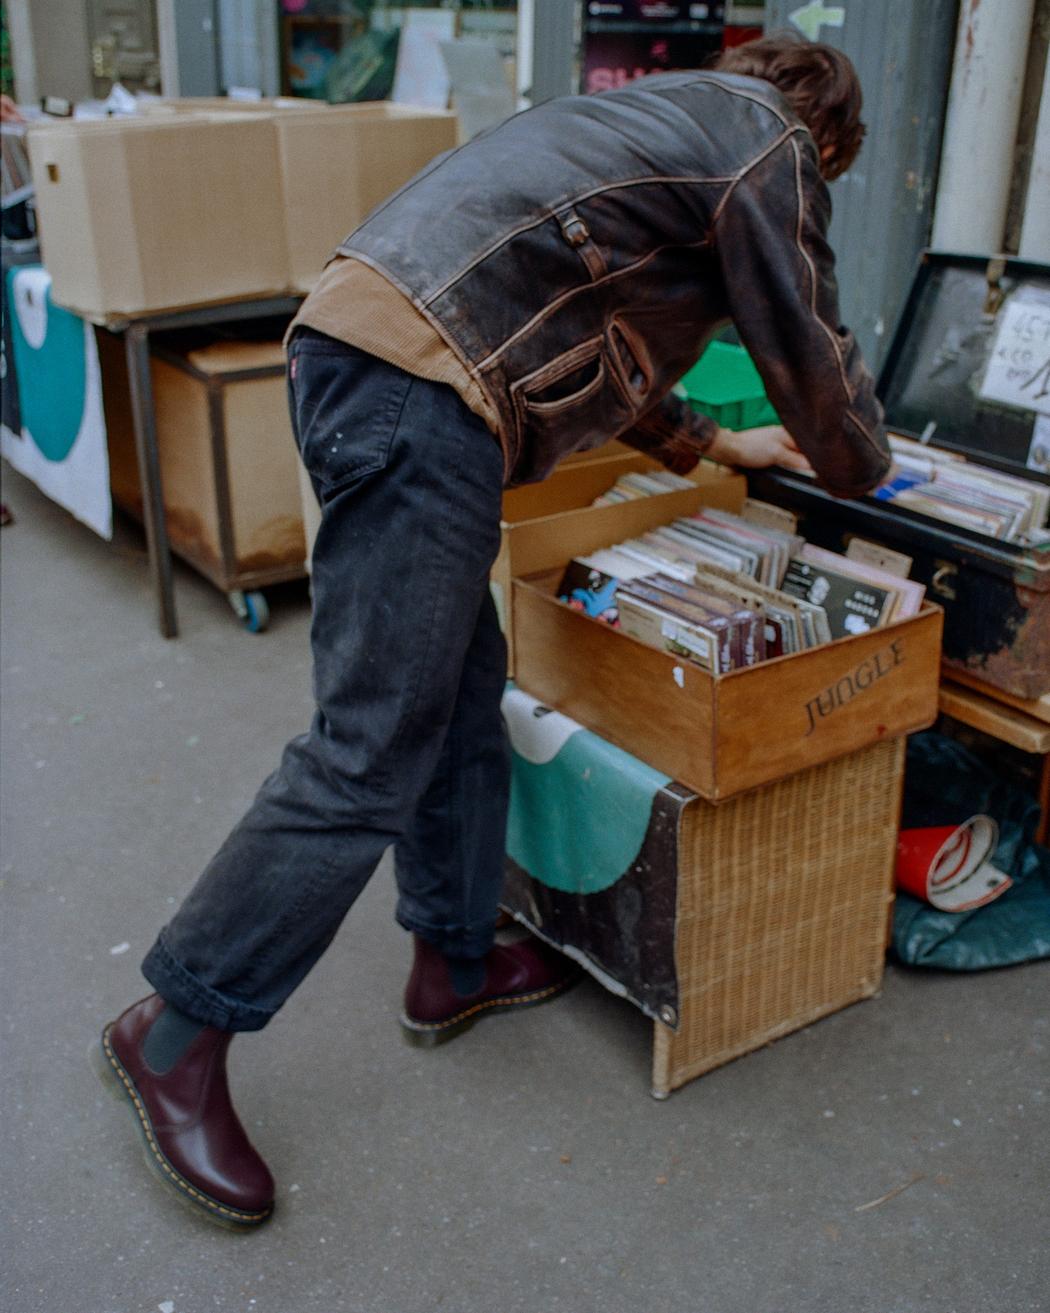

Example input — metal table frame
[102,295,304,638]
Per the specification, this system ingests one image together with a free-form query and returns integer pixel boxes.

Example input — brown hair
[714,33,865,181]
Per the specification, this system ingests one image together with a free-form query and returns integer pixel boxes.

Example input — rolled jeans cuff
[394,910,496,961]
[141,935,277,1033]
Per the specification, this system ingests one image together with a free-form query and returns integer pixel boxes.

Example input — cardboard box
[495,454,747,674]
[28,115,290,320]
[273,103,458,293]
[511,517,942,799]
[137,99,458,281]
[100,332,306,592]
[28,103,459,317]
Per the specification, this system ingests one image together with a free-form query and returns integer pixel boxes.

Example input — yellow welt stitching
[101,1027,270,1223]
[408,982,564,1034]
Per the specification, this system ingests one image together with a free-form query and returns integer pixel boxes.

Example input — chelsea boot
[96,994,275,1229]
[401,934,578,1047]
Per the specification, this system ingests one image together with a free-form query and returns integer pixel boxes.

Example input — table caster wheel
[228,590,269,633]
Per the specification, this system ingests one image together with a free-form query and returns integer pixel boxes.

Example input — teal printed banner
[502,685,695,1025]
[2,265,111,538]
[504,685,671,895]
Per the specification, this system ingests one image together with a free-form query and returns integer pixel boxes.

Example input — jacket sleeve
[712,130,891,499]
[617,390,719,474]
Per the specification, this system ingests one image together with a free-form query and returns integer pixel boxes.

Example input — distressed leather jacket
[340,71,891,493]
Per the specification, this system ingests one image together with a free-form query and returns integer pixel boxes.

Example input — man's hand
[0,95,25,125]
[707,424,814,474]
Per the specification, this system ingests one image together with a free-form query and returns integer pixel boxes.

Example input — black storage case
[749,251,1050,700]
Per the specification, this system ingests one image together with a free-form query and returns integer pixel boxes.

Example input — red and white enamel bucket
[895,815,1012,912]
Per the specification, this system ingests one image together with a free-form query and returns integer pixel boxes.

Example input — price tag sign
[980,290,1050,415]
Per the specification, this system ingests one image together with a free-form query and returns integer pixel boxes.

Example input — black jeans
[141,331,510,1031]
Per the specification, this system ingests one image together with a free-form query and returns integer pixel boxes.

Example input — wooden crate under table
[102,331,306,596]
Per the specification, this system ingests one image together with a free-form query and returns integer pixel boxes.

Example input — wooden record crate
[512,567,941,801]
[651,736,905,1096]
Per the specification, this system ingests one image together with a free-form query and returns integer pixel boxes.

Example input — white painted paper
[980,290,1050,415]
[502,686,580,766]
[440,38,515,140]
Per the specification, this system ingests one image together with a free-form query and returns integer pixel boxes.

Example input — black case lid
[877,251,1050,483]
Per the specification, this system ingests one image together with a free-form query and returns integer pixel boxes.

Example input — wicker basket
[651,736,904,1097]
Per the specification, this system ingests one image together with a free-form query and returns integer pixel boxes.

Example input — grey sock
[142,1002,206,1074]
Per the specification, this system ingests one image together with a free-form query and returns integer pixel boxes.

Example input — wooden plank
[938,682,1050,754]
[224,375,306,573]
[557,438,632,465]
[502,457,743,523]
[941,666,1050,725]
[503,483,736,578]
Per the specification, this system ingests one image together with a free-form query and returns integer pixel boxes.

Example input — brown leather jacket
[340,71,891,493]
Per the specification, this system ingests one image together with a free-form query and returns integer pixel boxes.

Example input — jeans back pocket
[290,338,412,506]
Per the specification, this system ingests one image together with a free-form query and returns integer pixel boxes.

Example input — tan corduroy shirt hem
[288,255,500,435]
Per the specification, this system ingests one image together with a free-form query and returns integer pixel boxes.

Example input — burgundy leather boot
[96,995,275,1228]
[400,934,579,1047]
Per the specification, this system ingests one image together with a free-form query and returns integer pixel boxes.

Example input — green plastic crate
[676,340,779,430]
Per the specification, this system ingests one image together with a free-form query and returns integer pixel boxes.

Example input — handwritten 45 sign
[980,293,1050,415]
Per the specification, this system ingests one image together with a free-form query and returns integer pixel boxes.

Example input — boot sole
[399,974,579,1049]
[92,1026,274,1231]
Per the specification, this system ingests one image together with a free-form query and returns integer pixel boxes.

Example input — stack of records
[875,434,1048,544]
[556,501,927,675]
[590,470,697,505]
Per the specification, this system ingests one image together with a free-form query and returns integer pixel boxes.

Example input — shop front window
[279,2,518,105]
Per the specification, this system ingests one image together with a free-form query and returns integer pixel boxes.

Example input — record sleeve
[781,557,895,638]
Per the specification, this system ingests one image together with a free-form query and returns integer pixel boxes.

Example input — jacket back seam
[473,236,714,372]
[785,135,882,454]
[710,126,805,229]
[646,73,794,129]
[413,174,738,309]
[347,75,796,309]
